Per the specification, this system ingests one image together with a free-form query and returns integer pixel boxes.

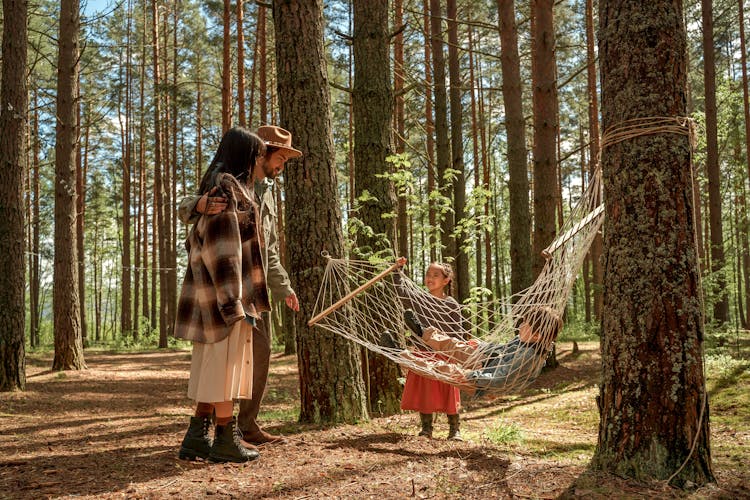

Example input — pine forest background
[4,0,750,354]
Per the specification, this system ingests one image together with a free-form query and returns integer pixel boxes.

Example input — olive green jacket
[178,178,294,301]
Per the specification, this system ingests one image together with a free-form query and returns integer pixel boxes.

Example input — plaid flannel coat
[174,174,270,344]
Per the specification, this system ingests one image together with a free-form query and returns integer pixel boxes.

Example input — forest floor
[1,341,748,499]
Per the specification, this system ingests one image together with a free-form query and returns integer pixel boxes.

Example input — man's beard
[263,165,278,179]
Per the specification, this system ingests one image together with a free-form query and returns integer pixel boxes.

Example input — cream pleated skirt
[187,319,254,403]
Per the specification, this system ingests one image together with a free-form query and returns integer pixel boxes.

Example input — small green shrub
[483,421,524,445]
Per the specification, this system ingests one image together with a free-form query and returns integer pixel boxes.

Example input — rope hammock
[306,116,693,396]
[307,167,603,396]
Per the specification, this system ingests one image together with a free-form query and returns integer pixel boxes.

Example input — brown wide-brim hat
[257,125,303,158]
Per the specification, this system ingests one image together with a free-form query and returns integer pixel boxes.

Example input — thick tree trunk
[272,0,368,424]
[0,0,29,390]
[394,0,409,261]
[222,0,232,132]
[447,0,468,301]
[593,0,714,486]
[429,0,454,263]
[738,0,750,324]
[531,0,559,278]
[498,0,532,296]
[351,0,402,416]
[237,0,247,127]
[53,0,86,371]
[258,4,268,124]
[352,0,396,259]
[422,0,437,263]
[586,0,603,319]
[701,0,728,324]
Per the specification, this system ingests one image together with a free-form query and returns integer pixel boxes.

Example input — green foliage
[346,188,395,261]
[557,318,601,343]
[704,353,748,382]
[464,286,494,306]
[111,317,162,350]
[703,332,750,472]
[482,421,525,445]
[19,0,750,352]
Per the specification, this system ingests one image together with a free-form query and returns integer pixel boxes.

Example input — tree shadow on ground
[324,431,511,473]
[0,444,184,499]
[557,466,750,500]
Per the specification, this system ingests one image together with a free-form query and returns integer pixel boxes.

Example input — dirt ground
[1,342,748,499]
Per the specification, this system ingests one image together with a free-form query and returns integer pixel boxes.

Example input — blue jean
[465,337,543,390]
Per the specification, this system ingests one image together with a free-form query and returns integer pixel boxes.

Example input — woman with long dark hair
[174,127,269,463]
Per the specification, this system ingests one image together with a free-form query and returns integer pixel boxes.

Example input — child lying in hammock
[394,306,563,394]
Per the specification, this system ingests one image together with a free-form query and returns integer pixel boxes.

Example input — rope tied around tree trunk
[599,116,697,161]
[597,115,708,487]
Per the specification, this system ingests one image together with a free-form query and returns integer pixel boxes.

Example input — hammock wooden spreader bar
[541,204,604,259]
[307,260,403,327]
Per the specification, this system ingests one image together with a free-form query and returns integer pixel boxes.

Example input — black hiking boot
[447,414,463,441]
[418,413,433,438]
[209,417,260,463]
[379,329,399,350]
[403,309,424,338]
[179,415,213,461]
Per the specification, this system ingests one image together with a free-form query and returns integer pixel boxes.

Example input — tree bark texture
[467,26,483,288]
[166,6,178,349]
[498,0,532,296]
[531,0,559,278]
[275,185,297,355]
[151,0,166,347]
[78,97,88,345]
[121,7,133,339]
[258,4,268,124]
[594,0,715,486]
[222,0,232,132]
[352,0,402,416]
[736,0,750,327]
[429,0,455,263]
[0,0,29,390]
[237,0,247,127]
[585,0,603,319]
[53,0,86,371]
[447,0,469,302]
[30,91,41,349]
[394,0,409,262]
[352,0,396,259]
[701,0,728,324]
[138,6,150,326]
[422,0,437,263]
[272,0,368,424]
[740,0,750,185]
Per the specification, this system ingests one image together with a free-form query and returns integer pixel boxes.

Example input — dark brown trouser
[237,313,271,435]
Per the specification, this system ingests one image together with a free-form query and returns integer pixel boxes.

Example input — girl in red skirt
[398,261,465,440]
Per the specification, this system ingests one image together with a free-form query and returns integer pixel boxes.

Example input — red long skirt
[400,353,461,414]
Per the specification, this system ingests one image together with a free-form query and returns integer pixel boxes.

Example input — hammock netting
[309,168,604,395]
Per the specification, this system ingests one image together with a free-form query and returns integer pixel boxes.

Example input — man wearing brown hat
[178,125,302,446]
